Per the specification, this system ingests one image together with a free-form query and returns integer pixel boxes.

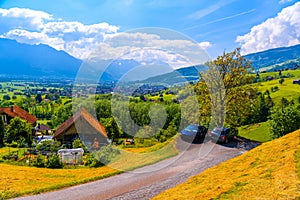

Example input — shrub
[34,154,45,168]
[45,154,63,169]
[85,145,120,167]
[279,78,284,85]
[155,122,178,142]
[72,139,87,152]
[17,137,26,148]
[271,86,279,92]
[270,105,300,138]
[10,141,18,148]
[36,140,61,152]
[93,145,120,165]
[2,153,18,161]
[84,153,102,168]
[3,94,10,100]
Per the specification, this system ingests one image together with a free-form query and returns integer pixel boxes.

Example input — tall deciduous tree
[51,103,73,128]
[6,117,33,146]
[195,48,257,127]
[100,117,121,142]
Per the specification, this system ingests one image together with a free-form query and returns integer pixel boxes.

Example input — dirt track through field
[13,139,247,200]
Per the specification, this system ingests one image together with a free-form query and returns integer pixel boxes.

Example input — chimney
[11,105,14,112]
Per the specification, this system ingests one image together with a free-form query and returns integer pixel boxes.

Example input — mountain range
[144,44,300,85]
[0,38,171,82]
[0,38,82,79]
[244,44,300,72]
[0,38,299,84]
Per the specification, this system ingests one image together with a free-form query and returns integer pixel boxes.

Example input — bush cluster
[270,105,300,139]
[34,153,45,168]
[85,145,120,167]
[45,154,63,169]
[36,140,61,152]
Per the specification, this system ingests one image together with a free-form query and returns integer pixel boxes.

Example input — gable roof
[53,108,107,139]
[37,124,51,131]
[0,105,37,124]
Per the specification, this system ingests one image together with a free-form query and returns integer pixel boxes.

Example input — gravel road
[13,138,256,200]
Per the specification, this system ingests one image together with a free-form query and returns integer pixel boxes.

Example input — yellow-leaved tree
[195,48,257,128]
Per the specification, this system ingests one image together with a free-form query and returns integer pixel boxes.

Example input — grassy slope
[153,129,300,200]
[0,138,178,199]
[109,137,178,171]
[258,69,300,104]
[0,164,119,199]
[238,69,300,142]
[238,121,272,143]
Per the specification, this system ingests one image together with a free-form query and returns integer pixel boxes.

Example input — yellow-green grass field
[147,93,176,102]
[238,121,272,143]
[0,164,118,199]
[109,137,178,171]
[239,69,300,142]
[153,129,300,200]
[0,147,27,158]
[0,138,178,199]
[257,69,300,104]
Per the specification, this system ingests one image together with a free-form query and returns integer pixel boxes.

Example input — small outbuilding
[58,148,84,165]
[53,108,109,149]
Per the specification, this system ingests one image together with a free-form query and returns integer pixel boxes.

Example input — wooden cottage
[53,108,109,148]
[0,105,37,126]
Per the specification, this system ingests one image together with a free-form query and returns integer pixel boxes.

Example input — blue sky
[0,0,299,67]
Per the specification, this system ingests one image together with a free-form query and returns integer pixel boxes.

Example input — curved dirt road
[13,140,245,200]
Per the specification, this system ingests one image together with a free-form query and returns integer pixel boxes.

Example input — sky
[0,0,299,68]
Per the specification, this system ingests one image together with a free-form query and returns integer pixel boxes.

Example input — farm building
[53,108,109,148]
[0,105,37,126]
[293,79,300,84]
[34,123,52,135]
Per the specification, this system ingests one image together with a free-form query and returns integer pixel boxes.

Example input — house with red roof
[0,105,37,126]
[53,108,109,148]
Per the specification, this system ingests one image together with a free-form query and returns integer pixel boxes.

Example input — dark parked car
[180,124,208,143]
[208,127,237,144]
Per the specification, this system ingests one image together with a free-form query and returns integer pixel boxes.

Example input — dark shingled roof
[53,108,107,139]
[0,105,37,125]
[38,124,51,131]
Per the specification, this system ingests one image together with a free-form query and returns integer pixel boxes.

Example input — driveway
[13,140,246,200]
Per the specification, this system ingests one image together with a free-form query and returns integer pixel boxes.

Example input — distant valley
[0,38,299,84]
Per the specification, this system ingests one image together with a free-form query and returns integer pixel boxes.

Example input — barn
[53,108,109,149]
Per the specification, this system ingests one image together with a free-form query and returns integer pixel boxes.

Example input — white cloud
[0,8,211,68]
[0,8,119,59]
[279,0,293,4]
[236,2,300,54]
[91,31,211,68]
[3,29,64,48]
[0,7,52,30]
[198,41,212,49]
